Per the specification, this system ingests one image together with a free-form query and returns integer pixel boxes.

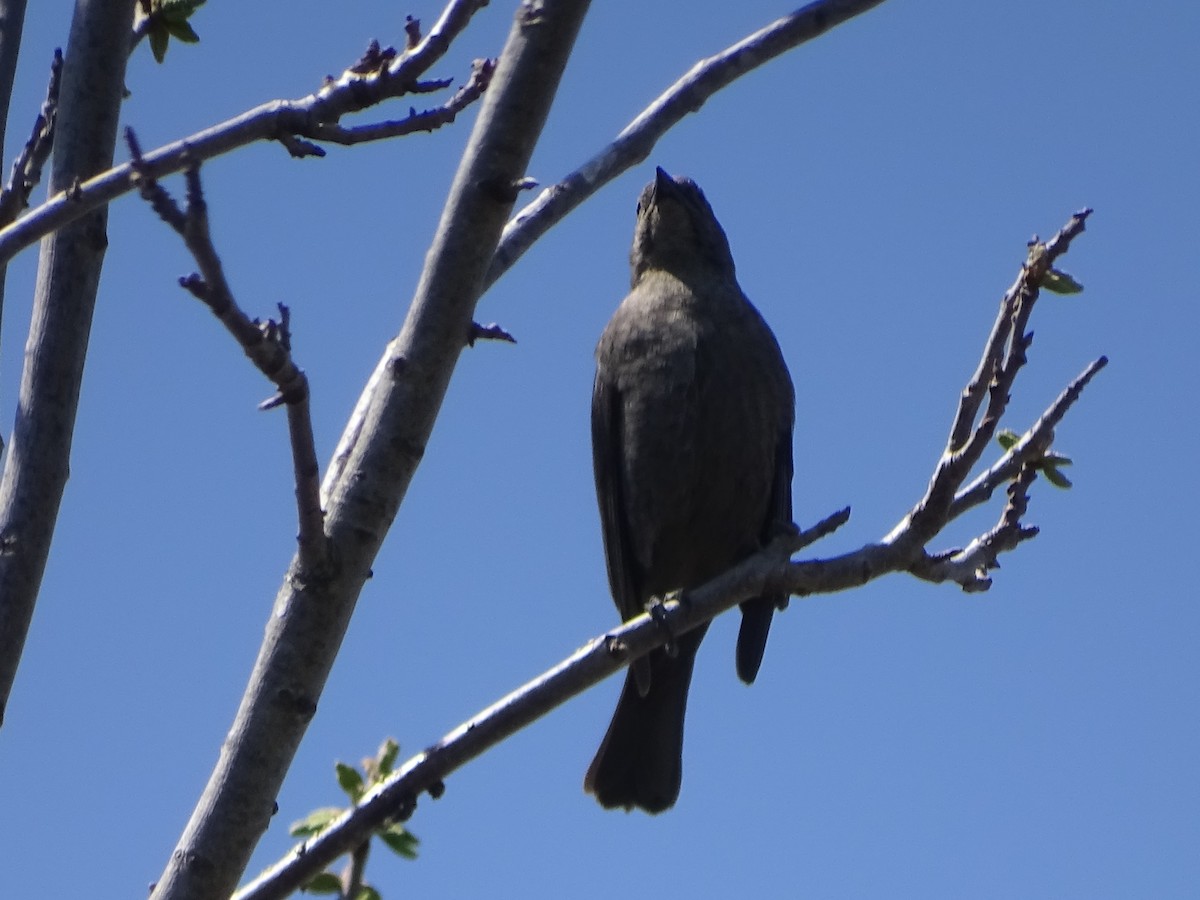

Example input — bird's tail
[735,595,780,684]
[584,640,701,814]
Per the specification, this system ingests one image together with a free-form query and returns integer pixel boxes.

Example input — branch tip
[466,321,517,347]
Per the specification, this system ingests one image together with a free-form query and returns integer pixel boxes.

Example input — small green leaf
[164,19,200,42]
[156,0,207,20]
[148,23,170,63]
[1041,267,1084,294]
[355,887,382,900]
[336,762,366,801]
[289,807,343,837]
[378,822,419,859]
[1043,452,1073,467]
[376,738,400,777]
[1042,464,1073,489]
[300,871,343,895]
[996,430,1020,451]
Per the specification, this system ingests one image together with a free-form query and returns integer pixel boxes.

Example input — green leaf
[1042,464,1073,489]
[1041,267,1084,294]
[164,19,200,42]
[300,871,343,895]
[156,0,207,20]
[289,807,343,837]
[376,738,400,778]
[355,888,382,900]
[996,430,1020,451]
[378,822,419,859]
[337,762,366,802]
[148,23,170,63]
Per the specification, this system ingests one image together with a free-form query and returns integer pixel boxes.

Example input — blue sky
[0,1,1196,897]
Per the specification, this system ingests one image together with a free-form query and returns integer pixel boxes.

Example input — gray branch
[484,0,889,291]
[0,0,136,728]
[0,0,491,268]
[127,139,329,575]
[147,3,593,898]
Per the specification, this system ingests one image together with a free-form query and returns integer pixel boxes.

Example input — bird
[585,167,795,813]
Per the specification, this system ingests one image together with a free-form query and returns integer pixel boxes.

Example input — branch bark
[149,3,592,898]
[0,0,136,727]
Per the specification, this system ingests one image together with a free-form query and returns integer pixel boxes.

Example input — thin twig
[949,355,1108,519]
[0,48,62,228]
[128,130,329,575]
[309,58,494,145]
[888,209,1093,549]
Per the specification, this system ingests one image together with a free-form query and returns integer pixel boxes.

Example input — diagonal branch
[234,510,850,900]
[0,47,61,229]
[148,4,594,898]
[949,355,1107,521]
[0,0,491,268]
[484,0,889,290]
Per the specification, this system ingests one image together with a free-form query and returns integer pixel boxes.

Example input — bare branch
[0,0,491,268]
[308,57,494,146]
[887,209,1093,550]
[0,0,136,729]
[148,4,593,898]
[950,355,1108,520]
[0,48,61,228]
[234,511,850,900]
[485,0,889,290]
[127,131,330,584]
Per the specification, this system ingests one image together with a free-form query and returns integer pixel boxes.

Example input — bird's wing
[591,370,641,623]
[592,369,654,696]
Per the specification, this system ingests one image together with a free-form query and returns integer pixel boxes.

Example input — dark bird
[585,168,795,813]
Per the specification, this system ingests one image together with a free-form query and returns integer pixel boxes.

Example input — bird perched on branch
[585,167,796,813]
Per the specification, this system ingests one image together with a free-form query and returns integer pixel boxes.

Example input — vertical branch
[0,0,136,727]
[0,0,30,421]
[149,3,593,898]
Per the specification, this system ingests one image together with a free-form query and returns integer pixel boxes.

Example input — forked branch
[128,129,328,574]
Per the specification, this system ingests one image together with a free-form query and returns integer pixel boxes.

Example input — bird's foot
[644,591,682,659]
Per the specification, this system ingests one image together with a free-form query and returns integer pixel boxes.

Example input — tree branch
[0,0,491,268]
[234,511,849,900]
[0,47,61,229]
[0,42,60,457]
[148,4,594,898]
[0,0,137,729]
[127,133,329,573]
[484,0,889,290]
[306,57,494,146]
[887,209,1093,555]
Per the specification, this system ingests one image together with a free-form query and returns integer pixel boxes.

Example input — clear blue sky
[1,1,1196,897]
